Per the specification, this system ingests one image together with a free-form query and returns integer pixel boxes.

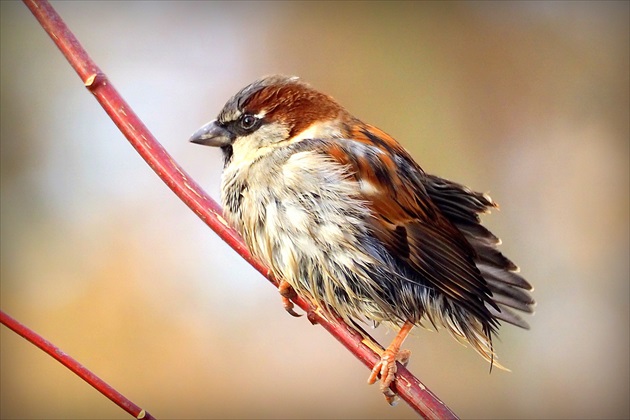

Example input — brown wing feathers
[327,127,501,326]
[327,124,534,331]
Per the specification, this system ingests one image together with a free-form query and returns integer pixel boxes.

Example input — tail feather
[486,278,535,311]
[457,223,500,246]
[486,303,531,330]
[424,174,536,331]
[478,263,533,290]
[467,237,519,271]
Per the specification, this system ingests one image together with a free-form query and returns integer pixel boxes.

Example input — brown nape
[244,83,347,137]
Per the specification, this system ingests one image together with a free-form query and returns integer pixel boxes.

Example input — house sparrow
[190,75,535,404]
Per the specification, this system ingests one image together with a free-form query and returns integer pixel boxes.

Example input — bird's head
[189,75,349,164]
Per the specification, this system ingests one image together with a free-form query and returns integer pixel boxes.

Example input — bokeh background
[1,1,628,419]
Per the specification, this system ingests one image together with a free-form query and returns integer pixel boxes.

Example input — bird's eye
[240,114,258,131]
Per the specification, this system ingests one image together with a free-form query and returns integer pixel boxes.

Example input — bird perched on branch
[190,75,535,404]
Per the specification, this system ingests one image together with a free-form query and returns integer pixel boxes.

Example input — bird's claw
[282,296,302,317]
[368,348,411,405]
[279,281,302,317]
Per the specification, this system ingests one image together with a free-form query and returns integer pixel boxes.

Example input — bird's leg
[278,280,302,317]
[368,320,414,404]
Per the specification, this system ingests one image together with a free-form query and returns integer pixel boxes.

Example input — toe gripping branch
[368,320,414,405]
[279,281,302,318]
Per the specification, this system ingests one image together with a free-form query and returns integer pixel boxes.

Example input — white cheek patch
[228,122,291,170]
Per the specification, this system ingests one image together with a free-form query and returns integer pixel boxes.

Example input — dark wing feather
[423,174,536,329]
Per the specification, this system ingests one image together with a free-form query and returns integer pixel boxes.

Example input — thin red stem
[17,1,458,418]
[0,310,156,420]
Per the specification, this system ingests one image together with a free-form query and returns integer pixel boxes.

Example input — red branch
[0,311,156,420]
[15,1,459,418]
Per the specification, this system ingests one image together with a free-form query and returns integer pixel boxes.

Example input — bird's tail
[424,174,536,330]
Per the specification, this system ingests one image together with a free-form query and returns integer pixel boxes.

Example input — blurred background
[1,1,628,419]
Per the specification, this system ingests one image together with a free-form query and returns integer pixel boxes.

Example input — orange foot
[367,320,414,405]
[368,348,412,405]
[278,280,301,317]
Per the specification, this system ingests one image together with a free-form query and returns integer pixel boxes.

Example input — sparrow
[190,75,535,404]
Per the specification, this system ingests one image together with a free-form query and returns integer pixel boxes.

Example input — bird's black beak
[189,120,232,147]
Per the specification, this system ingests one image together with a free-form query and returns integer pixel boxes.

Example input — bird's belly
[233,187,400,324]
[220,150,419,325]
[241,191,361,285]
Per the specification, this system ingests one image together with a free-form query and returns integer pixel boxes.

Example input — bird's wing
[320,124,499,327]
